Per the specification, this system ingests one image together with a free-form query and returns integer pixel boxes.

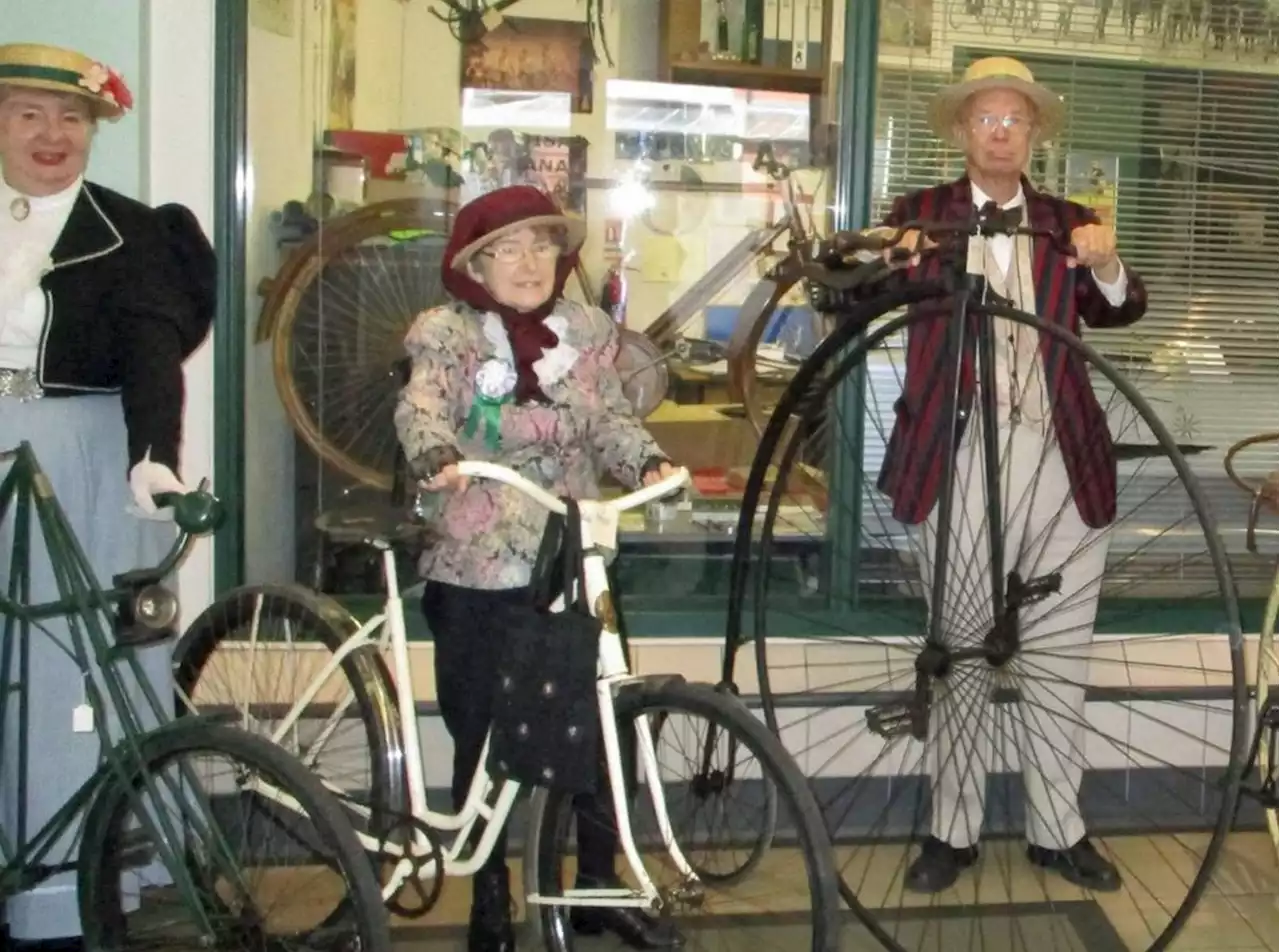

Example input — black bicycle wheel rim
[746,300,1246,951]
[525,679,841,952]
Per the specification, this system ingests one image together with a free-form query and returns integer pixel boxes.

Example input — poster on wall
[327,0,357,130]
[461,17,595,113]
[1065,153,1119,229]
[249,0,296,36]
[461,130,589,216]
[878,0,933,49]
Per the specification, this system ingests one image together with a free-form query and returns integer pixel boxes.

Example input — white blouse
[0,176,81,370]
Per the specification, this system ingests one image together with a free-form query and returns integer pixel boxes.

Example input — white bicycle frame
[256,463,697,911]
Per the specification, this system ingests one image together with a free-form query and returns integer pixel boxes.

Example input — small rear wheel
[77,719,392,951]
[524,677,841,951]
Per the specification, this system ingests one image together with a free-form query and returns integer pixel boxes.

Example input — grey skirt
[0,393,173,940]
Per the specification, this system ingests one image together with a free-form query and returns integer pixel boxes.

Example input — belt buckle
[0,369,44,403]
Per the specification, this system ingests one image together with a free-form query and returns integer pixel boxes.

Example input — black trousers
[423,580,618,882]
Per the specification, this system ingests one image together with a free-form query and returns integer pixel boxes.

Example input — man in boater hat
[0,42,213,949]
[872,57,1147,894]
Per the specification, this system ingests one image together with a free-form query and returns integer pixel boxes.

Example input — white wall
[143,0,217,626]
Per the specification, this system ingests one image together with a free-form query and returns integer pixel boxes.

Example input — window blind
[860,4,1278,591]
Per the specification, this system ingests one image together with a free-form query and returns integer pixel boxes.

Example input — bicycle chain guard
[375,811,446,919]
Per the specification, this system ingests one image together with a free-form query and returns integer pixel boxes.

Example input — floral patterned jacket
[394,297,666,590]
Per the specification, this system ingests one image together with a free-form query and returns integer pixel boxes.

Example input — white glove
[128,450,188,519]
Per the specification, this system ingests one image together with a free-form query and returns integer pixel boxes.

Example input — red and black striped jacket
[875,175,1148,529]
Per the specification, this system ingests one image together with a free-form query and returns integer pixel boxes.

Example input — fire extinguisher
[599,261,628,325]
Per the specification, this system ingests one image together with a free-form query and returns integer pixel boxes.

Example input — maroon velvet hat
[445,185,586,272]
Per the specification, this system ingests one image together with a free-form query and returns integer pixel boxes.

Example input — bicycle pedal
[866,702,926,740]
[1008,571,1063,605]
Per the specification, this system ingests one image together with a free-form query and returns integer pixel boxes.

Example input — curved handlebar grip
[455,460,692,515]
[822,230,892,257]
[152,490,227,536]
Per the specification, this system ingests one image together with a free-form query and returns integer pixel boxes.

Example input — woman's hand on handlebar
[642,459,678,488]
[420,464,469,494]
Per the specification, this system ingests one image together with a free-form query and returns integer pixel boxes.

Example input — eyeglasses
[972,114,1031,135]
[481,240,562,265]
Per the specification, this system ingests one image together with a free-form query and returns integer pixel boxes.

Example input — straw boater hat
[928,56,1063,148]
[448,185,586,272]
[0,43,133,121]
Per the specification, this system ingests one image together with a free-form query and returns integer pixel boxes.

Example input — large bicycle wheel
[524,677,841,951]
[1224,431,1279,848]
[726,292,1261,952]
[173,585,407,850]
[77,719,391,951]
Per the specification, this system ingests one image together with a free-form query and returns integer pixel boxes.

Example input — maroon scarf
[441,186,580,403]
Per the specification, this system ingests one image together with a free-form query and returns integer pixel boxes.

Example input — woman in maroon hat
[395,185,681,952]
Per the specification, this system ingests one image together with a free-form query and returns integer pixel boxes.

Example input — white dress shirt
[0,176,81,370]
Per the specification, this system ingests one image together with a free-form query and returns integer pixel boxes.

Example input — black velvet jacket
[33,182,215,472]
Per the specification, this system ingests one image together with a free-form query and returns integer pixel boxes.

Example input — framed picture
[327,0,357,129]
[461,130,589,216]
[250,0,296,37]
[462,17,595,114]
[1065,153,1119,229]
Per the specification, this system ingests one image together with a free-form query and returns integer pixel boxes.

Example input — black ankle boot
[469,867,516,952]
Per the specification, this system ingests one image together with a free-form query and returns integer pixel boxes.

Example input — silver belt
[0,368,45,402]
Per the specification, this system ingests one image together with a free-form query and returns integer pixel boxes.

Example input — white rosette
[475,358,517,400]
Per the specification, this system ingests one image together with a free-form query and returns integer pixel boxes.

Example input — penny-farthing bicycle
[722,206,1257,952]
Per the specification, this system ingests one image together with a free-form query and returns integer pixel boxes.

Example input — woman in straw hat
[0,43,213,949]
[395,184,682,952]
[868,57,1148,895]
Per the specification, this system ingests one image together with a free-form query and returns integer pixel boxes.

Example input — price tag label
[581,503,619,552]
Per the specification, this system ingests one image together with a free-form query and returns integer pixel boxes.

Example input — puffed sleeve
[568,306,667,488]
[116,203,216,473]
[394,305,472,478]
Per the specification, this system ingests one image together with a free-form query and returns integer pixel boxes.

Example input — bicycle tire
[1258,571,1279,847]
[173,584,408,845]
[724,259,812,438]
[647,708,780,885]
[264,198,456,490]
[77,719,392,951]
[522,677,841,952]
[728,292,1247,952]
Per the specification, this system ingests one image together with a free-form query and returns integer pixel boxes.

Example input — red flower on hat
[79,62,133,112]
[102,69,134,111]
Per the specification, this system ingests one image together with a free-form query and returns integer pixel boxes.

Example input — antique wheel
[261,198,457,491]
[725,287,1249,952]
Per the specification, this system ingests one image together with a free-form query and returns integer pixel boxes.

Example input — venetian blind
[862,1,1278,580]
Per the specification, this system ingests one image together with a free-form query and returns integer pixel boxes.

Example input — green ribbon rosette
[465,358,517,451]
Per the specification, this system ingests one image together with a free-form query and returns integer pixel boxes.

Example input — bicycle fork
[529,549,701,912]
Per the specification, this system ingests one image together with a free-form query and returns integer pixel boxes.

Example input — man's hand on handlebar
[880,227,938,269]
[1068,223,1120,281]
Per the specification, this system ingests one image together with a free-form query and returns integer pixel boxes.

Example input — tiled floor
[380,829,1278,950]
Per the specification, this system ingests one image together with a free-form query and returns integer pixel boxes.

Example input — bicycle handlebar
[454,461,691,516]
[135,486,226,584]
[801,215,1079,296]
[822,216,1078,260]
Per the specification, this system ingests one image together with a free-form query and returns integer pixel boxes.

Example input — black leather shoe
[11,939,84,951]
[1027,837,1122,892]
[469,867,516,952]
[571,906,686,949]
[905,836,980,893]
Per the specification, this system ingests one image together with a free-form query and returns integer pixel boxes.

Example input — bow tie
[976,200,1024,236]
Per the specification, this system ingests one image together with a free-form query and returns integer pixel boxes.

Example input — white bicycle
[173,463,841,950]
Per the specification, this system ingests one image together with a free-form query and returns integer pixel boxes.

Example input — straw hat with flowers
[0,43,134,121]
[929,56,1063,147]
